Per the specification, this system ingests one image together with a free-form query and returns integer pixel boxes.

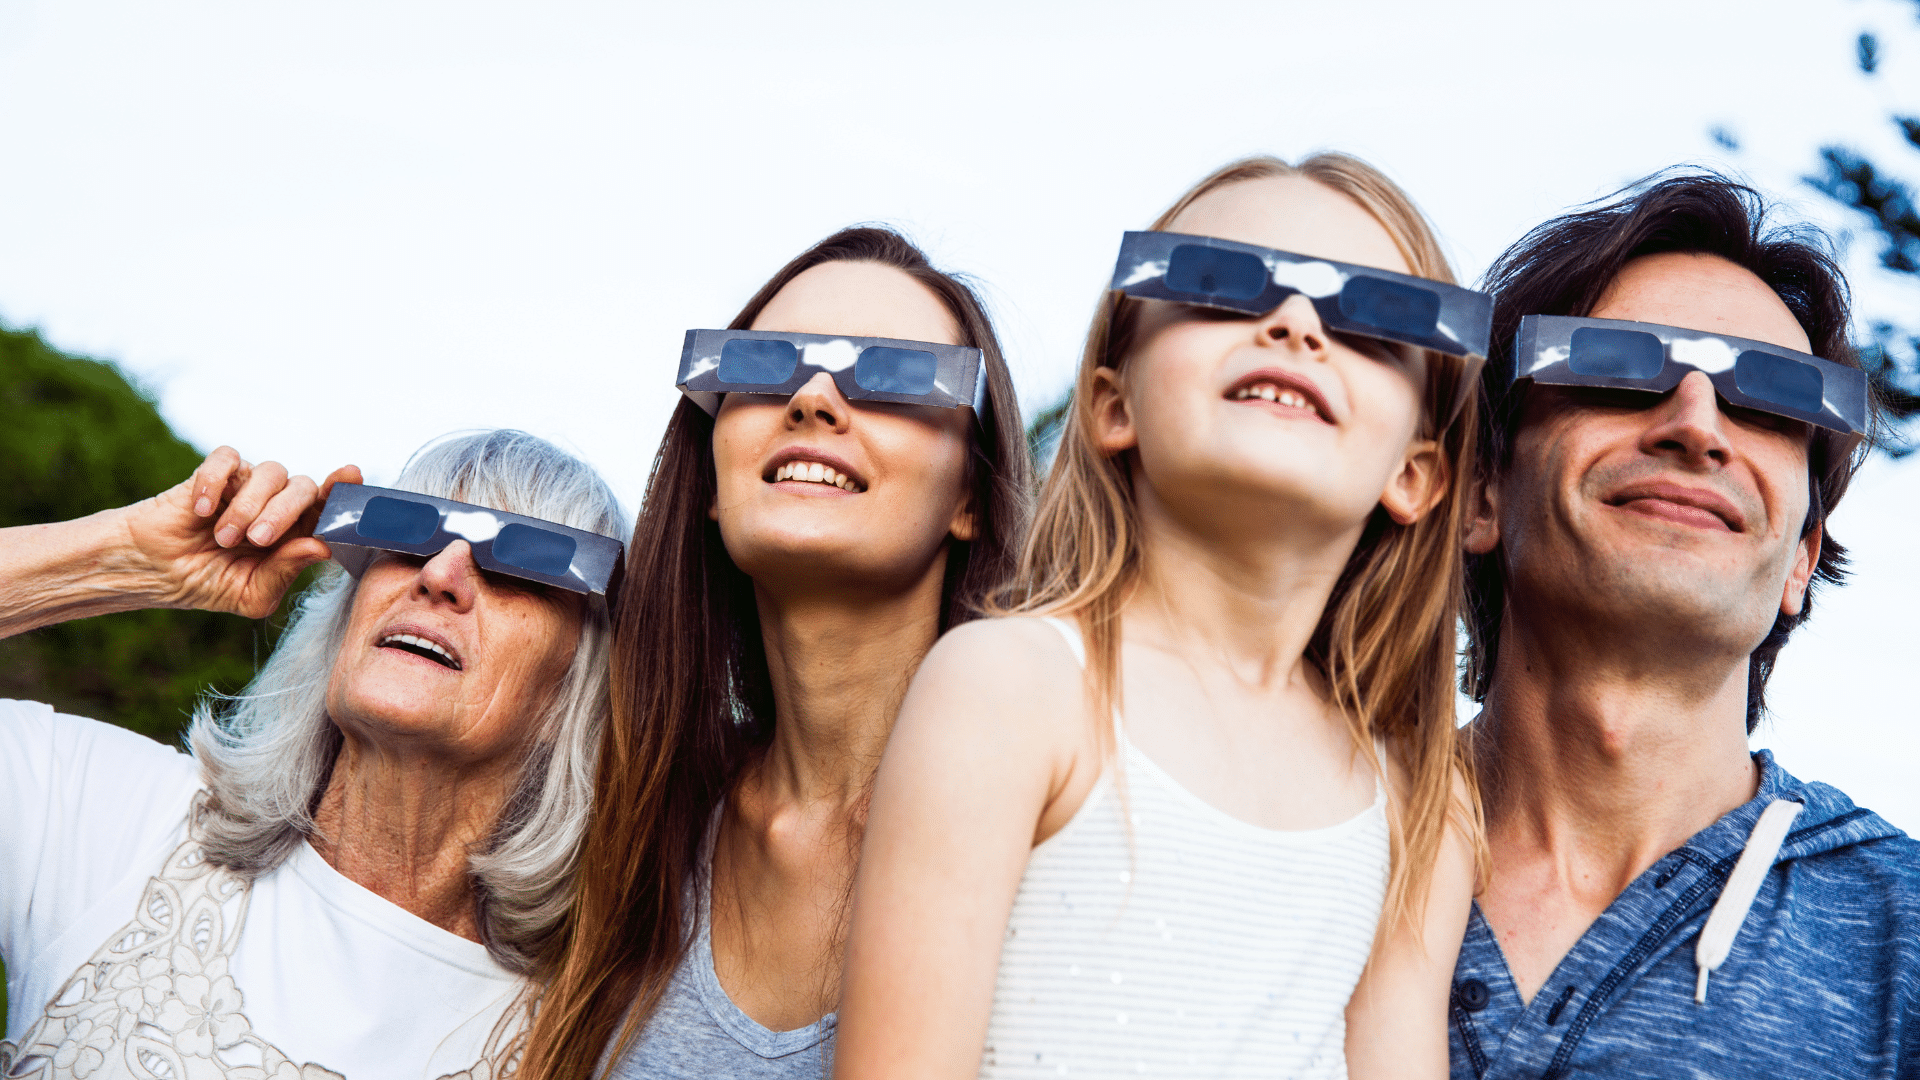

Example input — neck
[747,554,948,810]
[1124,477,1359,686]
[309,733,519,942]
[1477,610,1761,892]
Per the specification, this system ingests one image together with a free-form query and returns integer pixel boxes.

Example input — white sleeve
[0,698,203,972]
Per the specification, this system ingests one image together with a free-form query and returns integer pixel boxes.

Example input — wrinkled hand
[123,447,364,619]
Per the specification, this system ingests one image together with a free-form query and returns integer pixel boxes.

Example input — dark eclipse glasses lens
[1166,244,1269,301]
[1568,327,1667,379]
[1736,350,1825,413]
[357,496,441,545]
[492,523,577,577]
[854,346,939,395]
[717,337,940,396]
[1338,277,1441,339]
[355,498,578,577]
[718,338,800,384]
[1164,242,1443,339]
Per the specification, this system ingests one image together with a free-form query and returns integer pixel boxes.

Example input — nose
[1254,294,1330,358]
[415,539,480,612]
[784,371,853,434]
[1640,370,1733,468]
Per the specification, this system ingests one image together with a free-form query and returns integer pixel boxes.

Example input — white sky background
[1,0,1915,826]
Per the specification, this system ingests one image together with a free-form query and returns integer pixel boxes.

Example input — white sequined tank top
[979,617,1391,1079]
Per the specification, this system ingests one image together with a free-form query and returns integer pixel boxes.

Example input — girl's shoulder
[930,614,1088,687]
[911,615,1095,747]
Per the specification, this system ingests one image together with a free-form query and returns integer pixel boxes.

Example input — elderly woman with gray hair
[0,429,625,1080]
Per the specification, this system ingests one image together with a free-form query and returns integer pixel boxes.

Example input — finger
[214,460,290,548]
[238,538,332,619]
[298,465,363,541]
[189,447,246,518]
[316,464,364,501]
[244,474,321,548]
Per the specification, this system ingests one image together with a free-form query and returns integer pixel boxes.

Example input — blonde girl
[833,155,1488,1079]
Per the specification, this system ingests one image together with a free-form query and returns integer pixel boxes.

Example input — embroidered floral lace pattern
[0,797,526,1080]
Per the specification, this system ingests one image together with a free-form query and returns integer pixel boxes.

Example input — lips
[1604,481,1747,532]
[376,625,463,670]
[1224,368,1334,424]
[764,447,866,493]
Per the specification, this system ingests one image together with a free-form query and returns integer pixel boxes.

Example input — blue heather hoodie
[1449,751,1920,1079]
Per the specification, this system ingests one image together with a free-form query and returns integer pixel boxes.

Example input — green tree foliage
[0,323,285,746]
[1804,4,1920,449]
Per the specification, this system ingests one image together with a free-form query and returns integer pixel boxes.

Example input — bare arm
[0,446,360,639]
[1345,770,1480,1080]
[834,618,1092,1080]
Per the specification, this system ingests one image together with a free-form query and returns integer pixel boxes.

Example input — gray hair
[188,429,628,973]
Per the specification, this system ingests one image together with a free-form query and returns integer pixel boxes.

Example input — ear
[949,494,978,543]
[1779,519,1822,618]
[1087,368,1137,456]
[1463,470,1501,555]
[1378,438,1447,526]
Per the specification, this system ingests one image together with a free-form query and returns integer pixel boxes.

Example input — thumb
[240,538,333,619]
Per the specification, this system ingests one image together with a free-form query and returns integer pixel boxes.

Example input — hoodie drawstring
[1694,798,1803,1003]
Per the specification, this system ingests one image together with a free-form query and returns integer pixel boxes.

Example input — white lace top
[978,619,1391,1078]
[0,699,526,1079]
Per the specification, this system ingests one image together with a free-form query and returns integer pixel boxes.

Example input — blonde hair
[1003,153,1486,928]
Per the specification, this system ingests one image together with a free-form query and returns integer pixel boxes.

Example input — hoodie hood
[1760,750,1906,861]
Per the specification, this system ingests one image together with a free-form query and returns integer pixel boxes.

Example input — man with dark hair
[1450,171,1920,1078]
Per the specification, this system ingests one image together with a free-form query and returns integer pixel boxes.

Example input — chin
[327,677,456,741]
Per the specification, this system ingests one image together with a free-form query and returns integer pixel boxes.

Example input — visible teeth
[1233,384,1313,411]
[774,460,859,491]
[380,633,456,667]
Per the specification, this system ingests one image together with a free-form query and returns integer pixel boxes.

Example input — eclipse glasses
[676,329,988,423]
[315,483,625,600]
[1511,315,1869,434]
[1110,231,1494,361]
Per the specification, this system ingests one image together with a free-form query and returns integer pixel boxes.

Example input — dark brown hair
[521,226,1030,1079]
[1463,170,1875,731]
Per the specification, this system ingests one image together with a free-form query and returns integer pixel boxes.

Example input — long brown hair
[522,227,1031,1079]
[1007,154,1486,928]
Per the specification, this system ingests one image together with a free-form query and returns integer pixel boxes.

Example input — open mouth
[1225,371,1333,423]
[378,632,463,671]
[768,460,864,492]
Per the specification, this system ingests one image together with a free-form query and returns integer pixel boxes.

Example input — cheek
[711,403,778,493]
[1125,333,1223,442]
[480,610,581,719]
[1345,361,1423,444]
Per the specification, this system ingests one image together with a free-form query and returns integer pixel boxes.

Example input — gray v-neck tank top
[602,821,836,1080]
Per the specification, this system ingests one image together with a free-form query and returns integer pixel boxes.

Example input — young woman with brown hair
[519,227,1031,1079]
[833,156,1489,1078]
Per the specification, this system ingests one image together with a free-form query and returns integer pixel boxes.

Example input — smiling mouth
[378,633,462,670]
[1224,372,1333,423]
[769,460,863,492]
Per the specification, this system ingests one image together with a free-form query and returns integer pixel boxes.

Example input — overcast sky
[3,0,1916,827]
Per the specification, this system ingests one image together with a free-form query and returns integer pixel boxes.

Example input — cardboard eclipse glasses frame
[315,483,626,600]
[676,329,989,424]
[1512,314,1869,434]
